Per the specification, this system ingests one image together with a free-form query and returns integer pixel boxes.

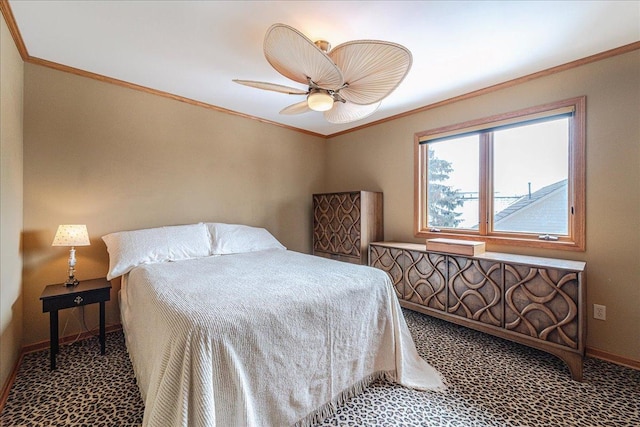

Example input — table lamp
[52,224,91,286]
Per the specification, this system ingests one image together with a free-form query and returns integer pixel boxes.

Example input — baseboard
[586,346,640,370]
[21,323,123,354]
[0,352,24,412]
[0,323,123,413]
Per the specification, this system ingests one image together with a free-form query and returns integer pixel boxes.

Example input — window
[414,97,585,250]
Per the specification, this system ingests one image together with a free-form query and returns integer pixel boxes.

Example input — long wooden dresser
[369,241,587,381]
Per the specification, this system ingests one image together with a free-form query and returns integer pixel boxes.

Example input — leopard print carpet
[2,309,639,426]
[318,310,640,426]
[1,331,143,426]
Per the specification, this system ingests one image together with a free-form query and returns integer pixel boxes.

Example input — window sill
[415,230,585,251]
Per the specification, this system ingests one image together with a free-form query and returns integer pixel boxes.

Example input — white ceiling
[8,0,640,137]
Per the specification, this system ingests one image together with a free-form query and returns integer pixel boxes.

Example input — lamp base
[64,276,79,287]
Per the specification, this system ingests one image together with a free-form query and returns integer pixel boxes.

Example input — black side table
[40,277,112,370]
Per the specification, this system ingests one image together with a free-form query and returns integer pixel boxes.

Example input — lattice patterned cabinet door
[369,245,406,299]
[314,192,361,258]
[504,265,580,349]
[314,191,382,265]
[334,192,361,257]
[447,257,502,326]
[313,194,333,253]
[404,250,447,311]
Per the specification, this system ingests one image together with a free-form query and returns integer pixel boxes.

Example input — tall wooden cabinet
[370,241,586,381]
[313,191,383,265]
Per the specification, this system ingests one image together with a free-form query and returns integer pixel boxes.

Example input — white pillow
[206,223,286,255]
[102,223,211,280]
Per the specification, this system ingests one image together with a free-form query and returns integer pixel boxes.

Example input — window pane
[492,118,569,234]
[427,135,479,229]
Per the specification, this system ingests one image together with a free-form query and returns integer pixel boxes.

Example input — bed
[103,223,444,427]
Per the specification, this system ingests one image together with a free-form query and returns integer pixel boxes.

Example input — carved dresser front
[370,241,586,381]
[313,191,383,265]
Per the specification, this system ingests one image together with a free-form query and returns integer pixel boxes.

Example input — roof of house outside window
[492,179,568,234]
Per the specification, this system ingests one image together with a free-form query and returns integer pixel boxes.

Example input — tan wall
[325,50,640,362]
[0,13,24,391]
[22,64,325,346]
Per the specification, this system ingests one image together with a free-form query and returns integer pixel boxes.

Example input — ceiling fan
[233,24,412,124]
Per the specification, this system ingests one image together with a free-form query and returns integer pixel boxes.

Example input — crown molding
[0,0,28,59]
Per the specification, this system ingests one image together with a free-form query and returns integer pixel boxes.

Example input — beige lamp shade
[51,225,90,247]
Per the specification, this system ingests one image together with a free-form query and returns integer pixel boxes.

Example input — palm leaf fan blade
[280,101,311,115]
[233,80,308,95]
[328,41,412,105]
[264,24,344,90]
[324,101,381,124]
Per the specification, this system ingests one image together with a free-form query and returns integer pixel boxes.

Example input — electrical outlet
[593,304,606,320]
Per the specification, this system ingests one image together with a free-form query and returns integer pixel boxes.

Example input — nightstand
[40,277,112,370]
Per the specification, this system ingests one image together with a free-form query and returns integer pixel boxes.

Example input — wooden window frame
[414,96,586,251]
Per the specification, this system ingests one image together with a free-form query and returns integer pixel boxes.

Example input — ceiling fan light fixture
[236,24,412,123]
[307,89,334,112]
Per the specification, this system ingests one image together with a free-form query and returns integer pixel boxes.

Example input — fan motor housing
[314,40,331,52]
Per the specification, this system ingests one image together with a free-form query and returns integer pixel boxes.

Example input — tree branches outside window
[427,148,463,228]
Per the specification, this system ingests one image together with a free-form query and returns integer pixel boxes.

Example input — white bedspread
[120,249,444,426]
